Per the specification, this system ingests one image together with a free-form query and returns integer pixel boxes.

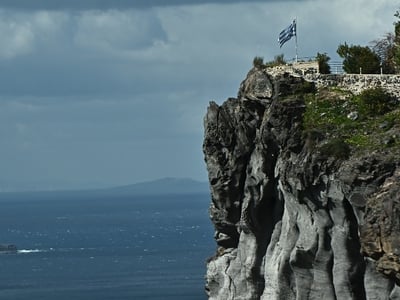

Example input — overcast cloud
[0,0,398,191]
[0,0,304,11]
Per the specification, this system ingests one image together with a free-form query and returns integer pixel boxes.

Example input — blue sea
[0,192,214,299]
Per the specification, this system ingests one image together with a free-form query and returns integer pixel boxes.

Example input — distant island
[107,177,210,196]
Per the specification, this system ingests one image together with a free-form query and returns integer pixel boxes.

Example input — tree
[316,52,331,74]
[371,8,400,74]
[393,9,400,71]
[371,33,396,73]
[337,42,381,74]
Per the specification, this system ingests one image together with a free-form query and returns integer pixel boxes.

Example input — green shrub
[253,56,264,69]
[294,80,316,95]
[357,87,394,116]
[265,54,286,67]
[316,52,331,74]
[319,138,351,159]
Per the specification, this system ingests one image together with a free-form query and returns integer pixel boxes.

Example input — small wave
[17,249,44,254]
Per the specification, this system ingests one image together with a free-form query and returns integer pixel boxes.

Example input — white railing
[328,61,344,74]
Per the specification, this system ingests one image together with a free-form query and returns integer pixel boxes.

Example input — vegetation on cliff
[303,86,400,158]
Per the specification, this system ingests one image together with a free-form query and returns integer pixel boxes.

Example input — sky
[0,0,398,191]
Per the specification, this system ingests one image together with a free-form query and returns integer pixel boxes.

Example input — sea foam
[17,249,44,254]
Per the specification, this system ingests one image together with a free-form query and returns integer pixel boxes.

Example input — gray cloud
[0,0,302,11]
[0,0,397,191]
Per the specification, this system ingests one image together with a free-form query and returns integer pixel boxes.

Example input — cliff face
[203,68,400,299]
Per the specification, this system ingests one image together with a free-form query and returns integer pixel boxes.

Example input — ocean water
[0,192,214,300]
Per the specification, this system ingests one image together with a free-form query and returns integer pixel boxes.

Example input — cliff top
[241,66,400,161]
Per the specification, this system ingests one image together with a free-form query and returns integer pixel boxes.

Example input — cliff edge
[203,67,400,299]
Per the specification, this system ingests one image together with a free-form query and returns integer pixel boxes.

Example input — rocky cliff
[203,67,400,299]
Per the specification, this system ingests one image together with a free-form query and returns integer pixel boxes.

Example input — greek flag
[278,20,296,48]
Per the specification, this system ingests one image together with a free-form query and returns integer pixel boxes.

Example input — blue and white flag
[278,20,296,48]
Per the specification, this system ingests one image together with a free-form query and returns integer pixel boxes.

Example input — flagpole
[295,17,298,63]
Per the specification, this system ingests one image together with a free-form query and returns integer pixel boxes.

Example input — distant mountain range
[0,178,210,199]
[107,177,210,196]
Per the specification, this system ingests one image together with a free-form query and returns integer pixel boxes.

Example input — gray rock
[379,120,391,130]
[347,111,359,120]
[203,67,400,299]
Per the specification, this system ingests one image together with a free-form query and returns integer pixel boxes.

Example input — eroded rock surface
[203,67,400,299]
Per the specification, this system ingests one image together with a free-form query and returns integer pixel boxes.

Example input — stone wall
[305,73,400,98]
[268,63,400,98]
[292,61,319,74]
[267,61,319,77]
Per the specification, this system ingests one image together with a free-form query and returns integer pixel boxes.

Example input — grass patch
[345,134,373,148]
[303,87,400,157]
